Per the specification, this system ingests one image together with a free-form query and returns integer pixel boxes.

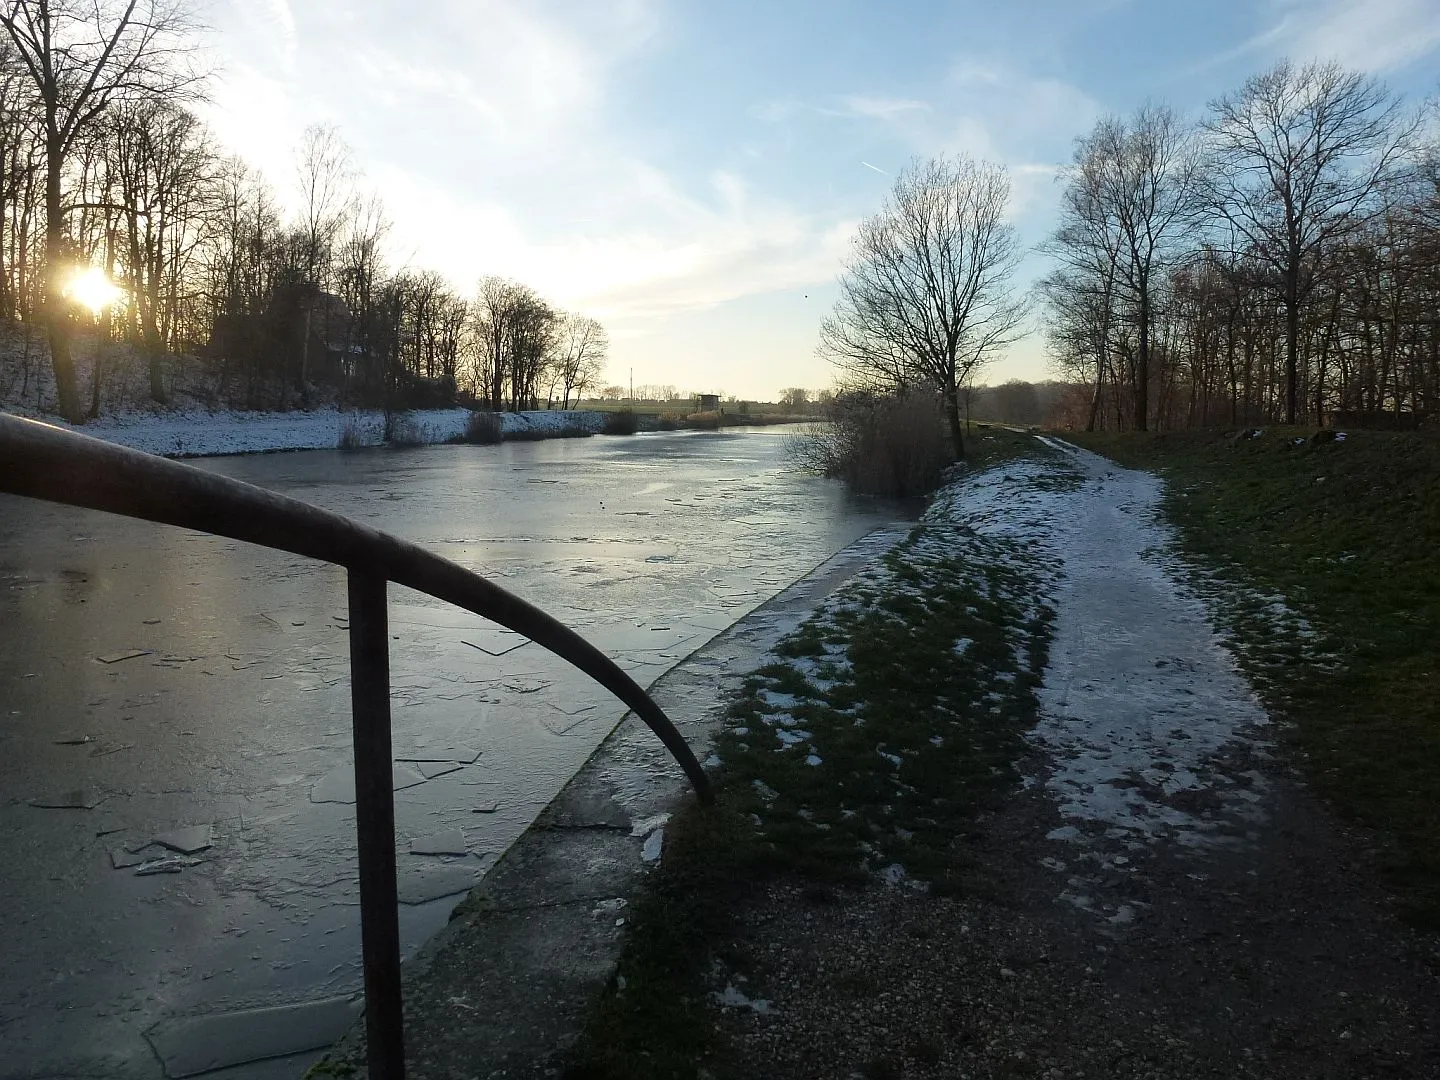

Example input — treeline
[964,380,1071,428]
[1039,59,1440,432]
[0,1,608,421]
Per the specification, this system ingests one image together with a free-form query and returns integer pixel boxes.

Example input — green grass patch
[1066,426,1440,924]
[565,439,1072,1079]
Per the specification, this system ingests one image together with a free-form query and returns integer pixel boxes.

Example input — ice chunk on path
[630,813,670,838]
[714,985,774,1014]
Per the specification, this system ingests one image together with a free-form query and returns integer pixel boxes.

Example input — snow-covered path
[1032,443,1273,859]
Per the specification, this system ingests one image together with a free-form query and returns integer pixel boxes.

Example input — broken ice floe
[410,830,468,856]
[135,855,204,876]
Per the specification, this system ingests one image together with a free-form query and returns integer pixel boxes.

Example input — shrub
[657,412,680,431]
[788,391,950,498]
[602,409,639,436]
[461,410,503,444]
[683,410,723,430]
[337,416,365,452]
[385,411,426,448]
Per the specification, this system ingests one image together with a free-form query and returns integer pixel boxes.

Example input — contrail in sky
[861,161,886,174]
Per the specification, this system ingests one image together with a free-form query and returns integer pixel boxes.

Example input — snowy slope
[3,406,606,458]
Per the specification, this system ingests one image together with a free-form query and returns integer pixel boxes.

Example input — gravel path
[712,444,1440,1079]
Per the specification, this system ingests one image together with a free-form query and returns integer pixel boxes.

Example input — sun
[64,266,123,314]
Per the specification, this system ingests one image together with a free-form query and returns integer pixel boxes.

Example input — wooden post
[347,570,404,1079]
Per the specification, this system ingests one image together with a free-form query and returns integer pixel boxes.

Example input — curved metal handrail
[0,412,712,1079]
[0,414,709,794]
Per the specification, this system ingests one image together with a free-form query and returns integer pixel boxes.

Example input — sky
[197,0,1440,400]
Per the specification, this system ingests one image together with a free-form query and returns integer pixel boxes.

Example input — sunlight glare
[65,266,123,314]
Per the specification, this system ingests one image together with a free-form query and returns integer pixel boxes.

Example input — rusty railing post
[347,570,404,1079]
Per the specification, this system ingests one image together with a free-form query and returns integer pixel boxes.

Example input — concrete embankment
[316,523,909,1076]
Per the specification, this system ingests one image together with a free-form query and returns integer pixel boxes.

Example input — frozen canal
[0,427,906,1079]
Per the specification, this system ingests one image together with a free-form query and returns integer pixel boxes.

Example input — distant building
[697,393,720,412]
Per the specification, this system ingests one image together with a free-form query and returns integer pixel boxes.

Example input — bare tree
[548,312,607,409]
[1087,105,1200,429]
[106,98,211,403]
[1040,148,1124,431]
[334,190,387,402]
[1202,59,1415,424]
[780,387,809,408]
[470,275,514,410]
[469,276,556,410]
[292,123,352,404]
[1,0,200,421]
[819,154,1026,458]
[294,123,352,287]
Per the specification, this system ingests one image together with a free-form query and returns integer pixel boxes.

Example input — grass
[565,428,1069,1079]
[1066,426,1440,924]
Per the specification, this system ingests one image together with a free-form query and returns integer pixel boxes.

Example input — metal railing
[0,413,711,1080]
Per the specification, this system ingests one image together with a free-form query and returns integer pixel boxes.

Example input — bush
[385,411,426,448]
[602,409,639,436]
[657,412,680,431]
[461,410,503,444]
[683,410,723,430]
[788,391,950,498]
[337,416,366,452]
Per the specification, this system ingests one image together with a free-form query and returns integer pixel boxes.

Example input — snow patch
[12,405,604,458]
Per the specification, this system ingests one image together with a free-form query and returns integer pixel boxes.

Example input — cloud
[198,0,860,341]
[751,94,930,124]
[942,61,1101,158]
[257,0,297,42]
[752,64,1095,177]
[1210,0,1440,74]
[837,95,931,120]
[370,156,854,327]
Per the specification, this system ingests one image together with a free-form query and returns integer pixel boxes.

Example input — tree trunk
[146,314,166,402]
[44,138,80,422]
[944,380,965,460]
[1285,280,1300,425]
[1136,286,1150,432]
[299,302,312,407]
